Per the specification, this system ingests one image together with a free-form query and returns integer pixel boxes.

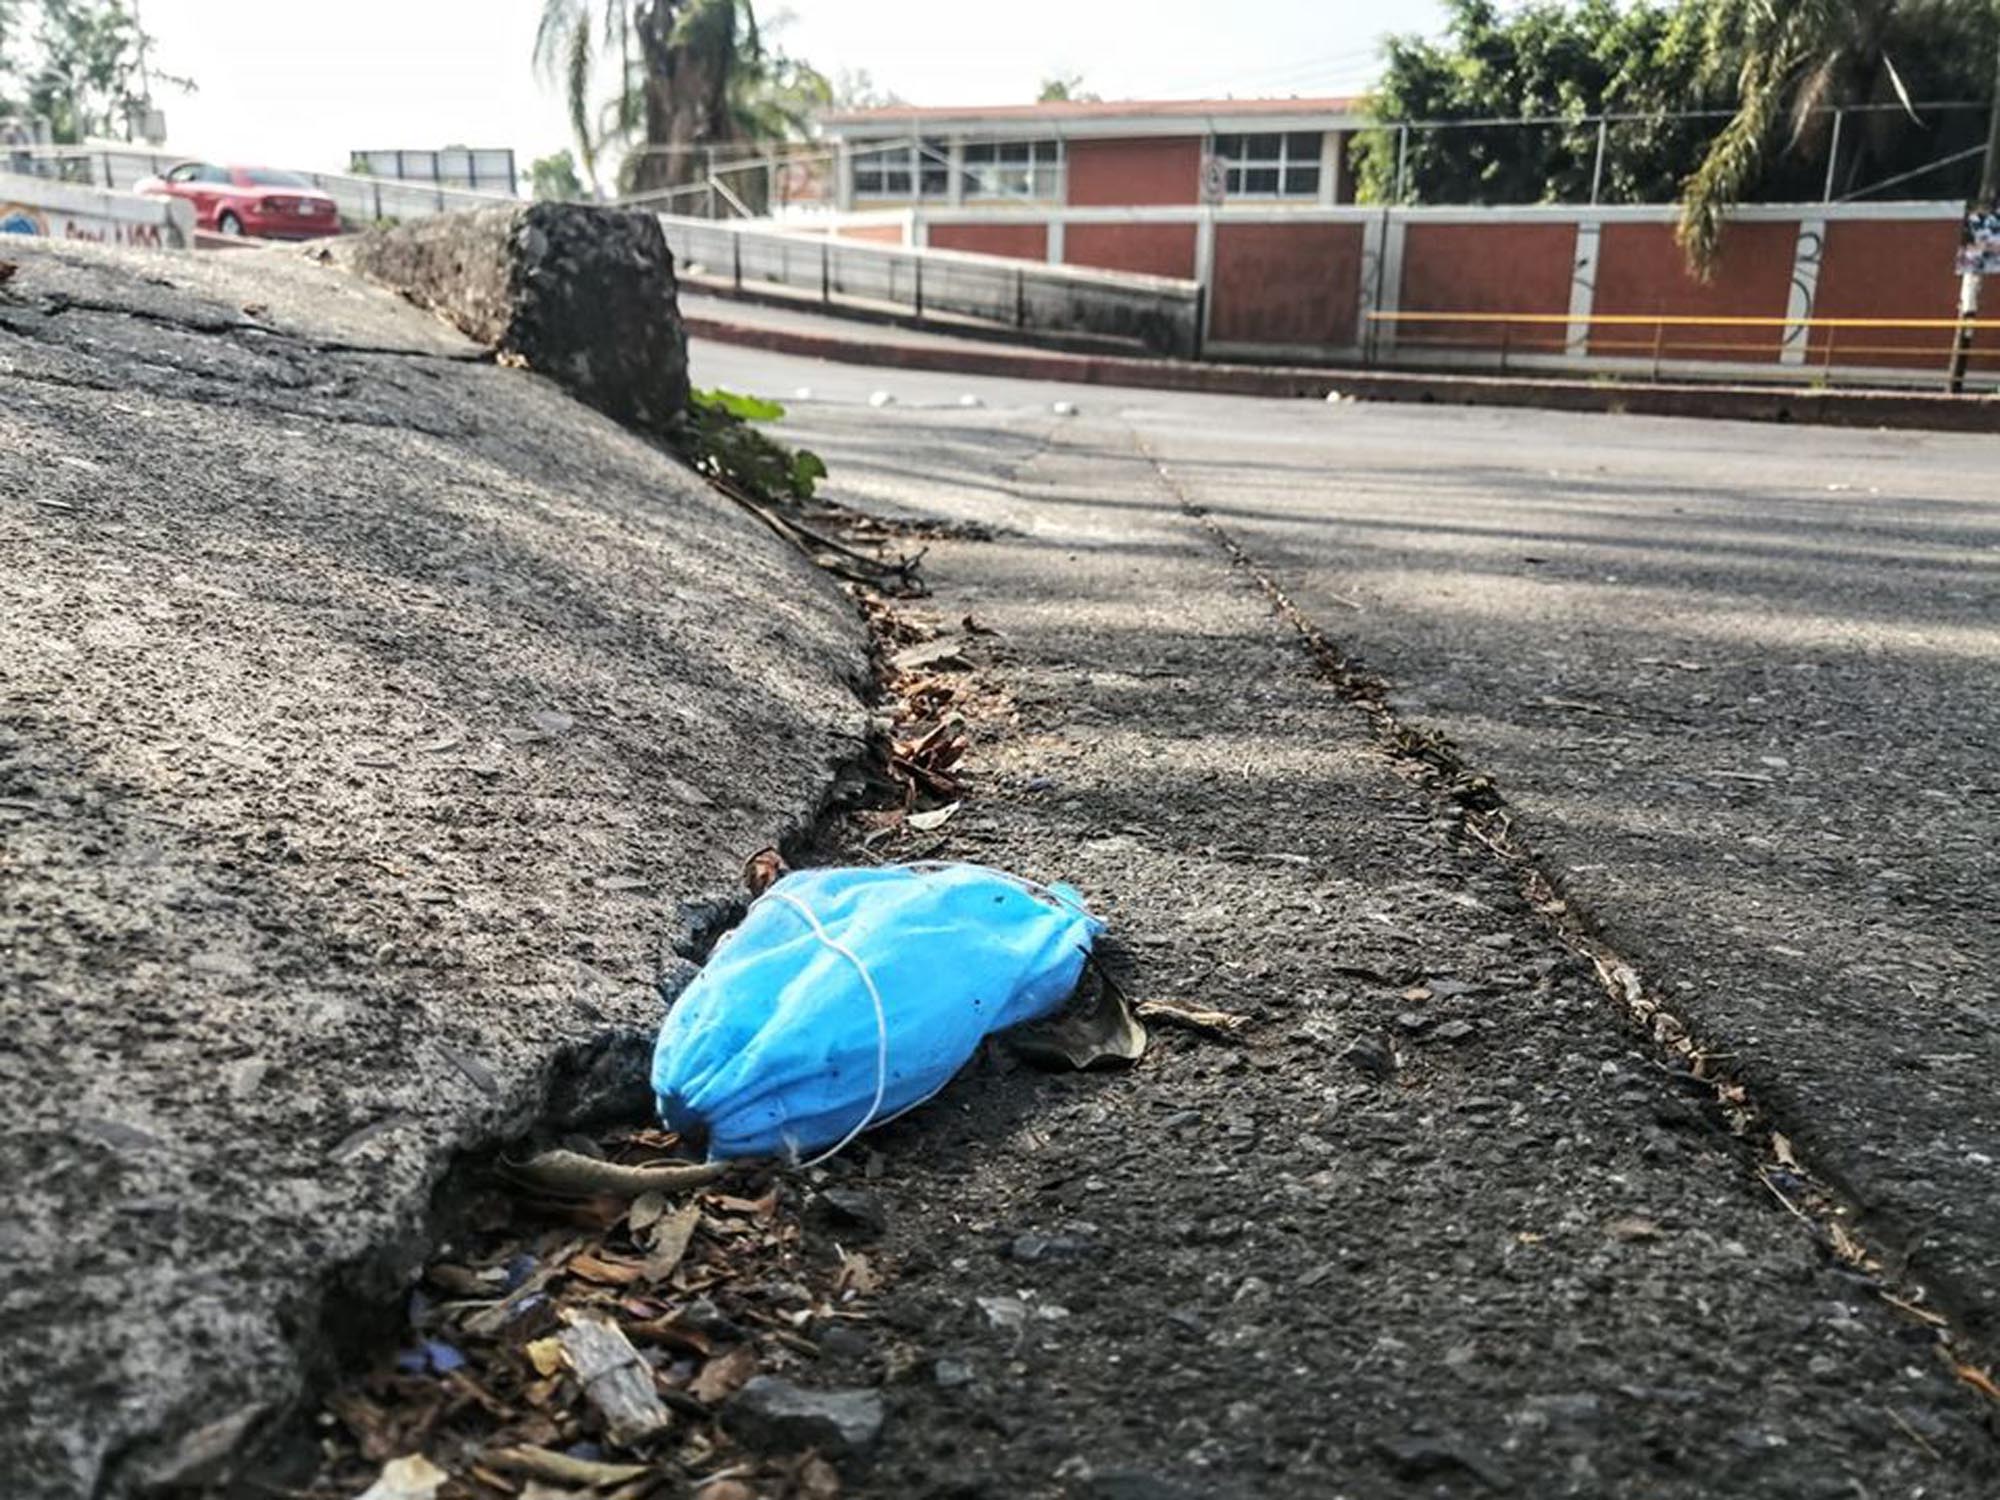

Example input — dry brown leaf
[798,1453,842,1499]
[627,1313,712,1357]
[1828,1221,1869,1266]
[628,1190,668,1233]
[483,1446,648,1486]
[1134,998,1249,1035]
[568,1251,648,1286]
[1771,1132,1798,1169]
[743,846,788,896]
[906,802,959,832]
[1954,1363,2000,1402]
[524,1336,567,1379]
[644,1202,702,1282]
[834,1249,881,1299]
[708,1190,779,1221]
[327,1389,400,1463]
[688,1343,759,1405]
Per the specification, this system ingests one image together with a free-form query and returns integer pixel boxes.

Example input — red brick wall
[1211,222,1365,346]
[1591,221,1797,362]
[927,222,1048,261]
[1811,219,1965,370]
[1398,222,1578,353]
[1067,138,1201,207]
[1064,222,1197,280]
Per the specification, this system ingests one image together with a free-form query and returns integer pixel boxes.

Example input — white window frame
[1211,131,1323,200]
[849,138,952,199]
[960,138,1064,201]
[848,135,1064,202]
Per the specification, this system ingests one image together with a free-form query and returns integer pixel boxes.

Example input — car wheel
[216,211,244,237]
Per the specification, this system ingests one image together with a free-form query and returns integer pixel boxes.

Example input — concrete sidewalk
[0,243,867,1497]
[691,345,2000,1496]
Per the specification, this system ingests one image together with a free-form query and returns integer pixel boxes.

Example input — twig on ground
[507,1149,725,1198]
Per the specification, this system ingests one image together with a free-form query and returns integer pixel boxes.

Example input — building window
[961,139,1063,199]
[851,138,951,198]
[1212,131,1322,198]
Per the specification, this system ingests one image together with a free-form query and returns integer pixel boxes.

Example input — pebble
[722,1376,883,1456]
[815,1186,887,1239]
[816,1323,871,1360]
[1341,1036,1396,1078]
[1009,1230,1097,1264]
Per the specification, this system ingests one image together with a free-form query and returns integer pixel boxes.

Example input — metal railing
[1367,310,2000,389]
[658,214,1207,358]
[5,145,518,225]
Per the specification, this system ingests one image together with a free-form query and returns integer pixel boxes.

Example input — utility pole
[1946,38,2000,393]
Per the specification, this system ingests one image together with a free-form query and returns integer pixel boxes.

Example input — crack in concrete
[0,319,479,439]
[1128,424,2000,1420]
[18,291,492,362]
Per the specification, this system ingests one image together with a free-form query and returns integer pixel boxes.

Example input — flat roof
[821,95,1367,140]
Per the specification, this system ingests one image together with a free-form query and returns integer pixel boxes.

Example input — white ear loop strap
[767,889,889,1168]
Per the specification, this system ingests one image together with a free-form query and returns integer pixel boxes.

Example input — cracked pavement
[694,335,2000,1496]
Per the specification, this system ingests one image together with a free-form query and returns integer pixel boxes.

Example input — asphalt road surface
[694,336,2000,1360]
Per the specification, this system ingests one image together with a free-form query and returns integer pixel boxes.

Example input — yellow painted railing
[1365,309,1999,374]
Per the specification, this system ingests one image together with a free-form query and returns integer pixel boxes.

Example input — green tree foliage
[19,0,189,144]
[831,68,903,110]
[529,147,587,200]
[1,1,22,114]
[1356,1,1723,207]
[534,0,827,201]
[1677,0,1998,269]
[681,387,826,502]
[1036,72,1100,103]
[1359,0,1997,270]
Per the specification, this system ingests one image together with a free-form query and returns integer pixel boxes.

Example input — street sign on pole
[1200,154,1226,205]
[1945,50,2000,392]
[1957,207,2000,276]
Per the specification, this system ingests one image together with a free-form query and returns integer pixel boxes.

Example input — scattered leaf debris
[294,1126,889,1498]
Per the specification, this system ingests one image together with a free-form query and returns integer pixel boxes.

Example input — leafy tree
[1036,72,1099,103]
[535,0,822,202]
[529,147,587,200]
[1354,0,1715,207]
[831,67,903,110]
[2,1,23,113]
[25,0,189,144]
[1359,0,1997,271]
[1678,0,2000,270]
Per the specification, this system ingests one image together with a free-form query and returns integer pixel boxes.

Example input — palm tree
[1677,0,1997,273]
[536,0,783,202]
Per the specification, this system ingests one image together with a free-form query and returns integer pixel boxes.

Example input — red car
[135,162,342,240]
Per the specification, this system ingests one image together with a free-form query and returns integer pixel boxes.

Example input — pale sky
[137,0,1443,178]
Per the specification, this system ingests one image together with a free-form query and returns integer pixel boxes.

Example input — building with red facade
[809,97,1983,384]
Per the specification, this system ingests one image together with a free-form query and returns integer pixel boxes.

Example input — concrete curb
[686,313,2000,434]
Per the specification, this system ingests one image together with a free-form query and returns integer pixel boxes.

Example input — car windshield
[240,169,313,187]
